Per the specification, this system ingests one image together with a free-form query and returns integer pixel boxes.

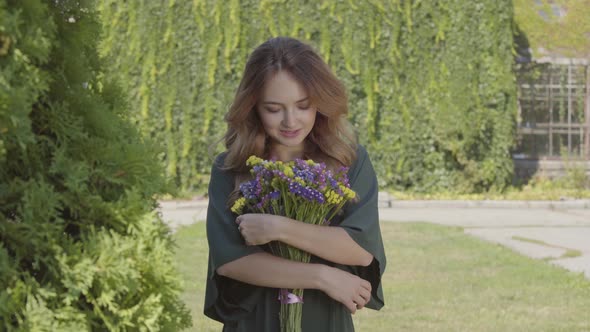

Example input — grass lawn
[173,221,590,332]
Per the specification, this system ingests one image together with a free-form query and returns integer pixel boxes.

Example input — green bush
[0,1,191,330]
[99,0,517,194]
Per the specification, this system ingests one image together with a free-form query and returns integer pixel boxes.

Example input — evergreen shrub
[0,1,191,330]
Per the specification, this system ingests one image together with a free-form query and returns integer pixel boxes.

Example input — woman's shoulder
[209,152,237,190]
[355,144,368,159]
[346,144,374,180]
[351,144,369,167]
[210,151,233,179]
[213,151,228,168]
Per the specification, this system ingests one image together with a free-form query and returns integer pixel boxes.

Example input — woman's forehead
[259,71,309,104]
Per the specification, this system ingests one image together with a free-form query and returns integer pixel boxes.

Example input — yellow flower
[246,155,264,167]
[231,197,246,214]
[281,165,295,178]
[340,185,356,200]
[326,190,344,205]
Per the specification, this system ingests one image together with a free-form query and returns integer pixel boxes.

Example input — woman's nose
[281,110,296,127]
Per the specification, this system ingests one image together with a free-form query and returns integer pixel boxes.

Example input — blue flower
[295,168,315,183]
[239,180,258,199]
[269,190,280,200]
[289,181,325,203]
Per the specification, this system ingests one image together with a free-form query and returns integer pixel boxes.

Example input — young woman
[204,37,386,332]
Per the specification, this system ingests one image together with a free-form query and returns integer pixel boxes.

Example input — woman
[204,37,386,331]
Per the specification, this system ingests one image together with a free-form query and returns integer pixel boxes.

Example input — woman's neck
[269,144,305,161]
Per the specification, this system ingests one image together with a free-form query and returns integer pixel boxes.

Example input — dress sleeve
[336,145,386,310]
[203,153,265,324]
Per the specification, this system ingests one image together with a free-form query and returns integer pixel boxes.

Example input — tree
[0,1,191,330]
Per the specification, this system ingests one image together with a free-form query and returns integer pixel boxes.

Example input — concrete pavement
[379,207,590,278]
[158,196,590,279]
[158,199,209,231]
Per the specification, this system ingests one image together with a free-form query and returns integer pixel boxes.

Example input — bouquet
[231,156,357,332]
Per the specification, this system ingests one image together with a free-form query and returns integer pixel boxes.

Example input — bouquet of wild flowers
[231,156,357,332]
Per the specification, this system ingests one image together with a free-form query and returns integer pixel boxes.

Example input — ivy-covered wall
[98,0,517,193]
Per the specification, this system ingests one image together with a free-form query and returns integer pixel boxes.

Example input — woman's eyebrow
[261,97,309,105]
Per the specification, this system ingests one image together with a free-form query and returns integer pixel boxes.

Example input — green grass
[174,222,590,332]
[173,222,223,332]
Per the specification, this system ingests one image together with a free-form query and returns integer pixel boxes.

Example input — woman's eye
[266,108,281,113]
[298,104,311,110]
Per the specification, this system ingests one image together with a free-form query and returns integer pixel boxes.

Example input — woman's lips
[279,129,301,138]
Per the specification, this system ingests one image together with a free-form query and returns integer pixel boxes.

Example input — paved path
[379,207,590,279]
[159,197,590,279]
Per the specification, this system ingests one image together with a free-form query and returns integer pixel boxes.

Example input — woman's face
[256,70,317,158]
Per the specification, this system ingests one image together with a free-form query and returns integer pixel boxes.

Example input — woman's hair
[222,36,357,181]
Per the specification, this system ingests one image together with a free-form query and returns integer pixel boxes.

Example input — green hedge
[0,1,190,330]
[99,0,517,193]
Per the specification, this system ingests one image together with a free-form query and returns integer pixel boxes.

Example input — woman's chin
[268,138,306,151]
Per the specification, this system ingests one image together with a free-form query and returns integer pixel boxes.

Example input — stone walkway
[159,195,590,279]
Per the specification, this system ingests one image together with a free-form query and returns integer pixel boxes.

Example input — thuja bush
[99,0,517,194]
[0,1,191,330]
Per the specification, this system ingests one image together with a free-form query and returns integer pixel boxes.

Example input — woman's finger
[359,287,371,303]
[361,280,372,292]
[354,295,366,310]
[346,301,357,314]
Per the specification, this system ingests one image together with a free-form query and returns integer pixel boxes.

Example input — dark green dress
[204,145,386,332]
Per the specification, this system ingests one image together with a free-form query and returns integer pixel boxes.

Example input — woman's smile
[279,129,301,138]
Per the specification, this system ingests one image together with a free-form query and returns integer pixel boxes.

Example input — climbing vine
[98,0,517,193]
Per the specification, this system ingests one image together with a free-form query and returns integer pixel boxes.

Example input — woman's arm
[236,214,373,267]
[216,251,372,313]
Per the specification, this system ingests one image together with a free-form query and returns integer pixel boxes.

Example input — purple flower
[335,166,350,186]
[295,168,315,183]
[269,190,280,200]
[272,169,290,180]
[294,159,309,169]
[315,162,327,172]
[317,170,328,190]
[256,190,281,210]
[288,181,303,195]
[239,180,259,199]
[328,176,339,189]
[289,181,325,203]
[252,165,263,173]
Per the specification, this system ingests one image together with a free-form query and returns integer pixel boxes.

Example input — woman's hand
[319,266,372,314]
[236,213,284,246]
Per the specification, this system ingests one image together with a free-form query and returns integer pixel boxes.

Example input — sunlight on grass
[174,222,590,331]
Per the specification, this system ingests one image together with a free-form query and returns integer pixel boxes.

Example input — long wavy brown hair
[222,37,357,190]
